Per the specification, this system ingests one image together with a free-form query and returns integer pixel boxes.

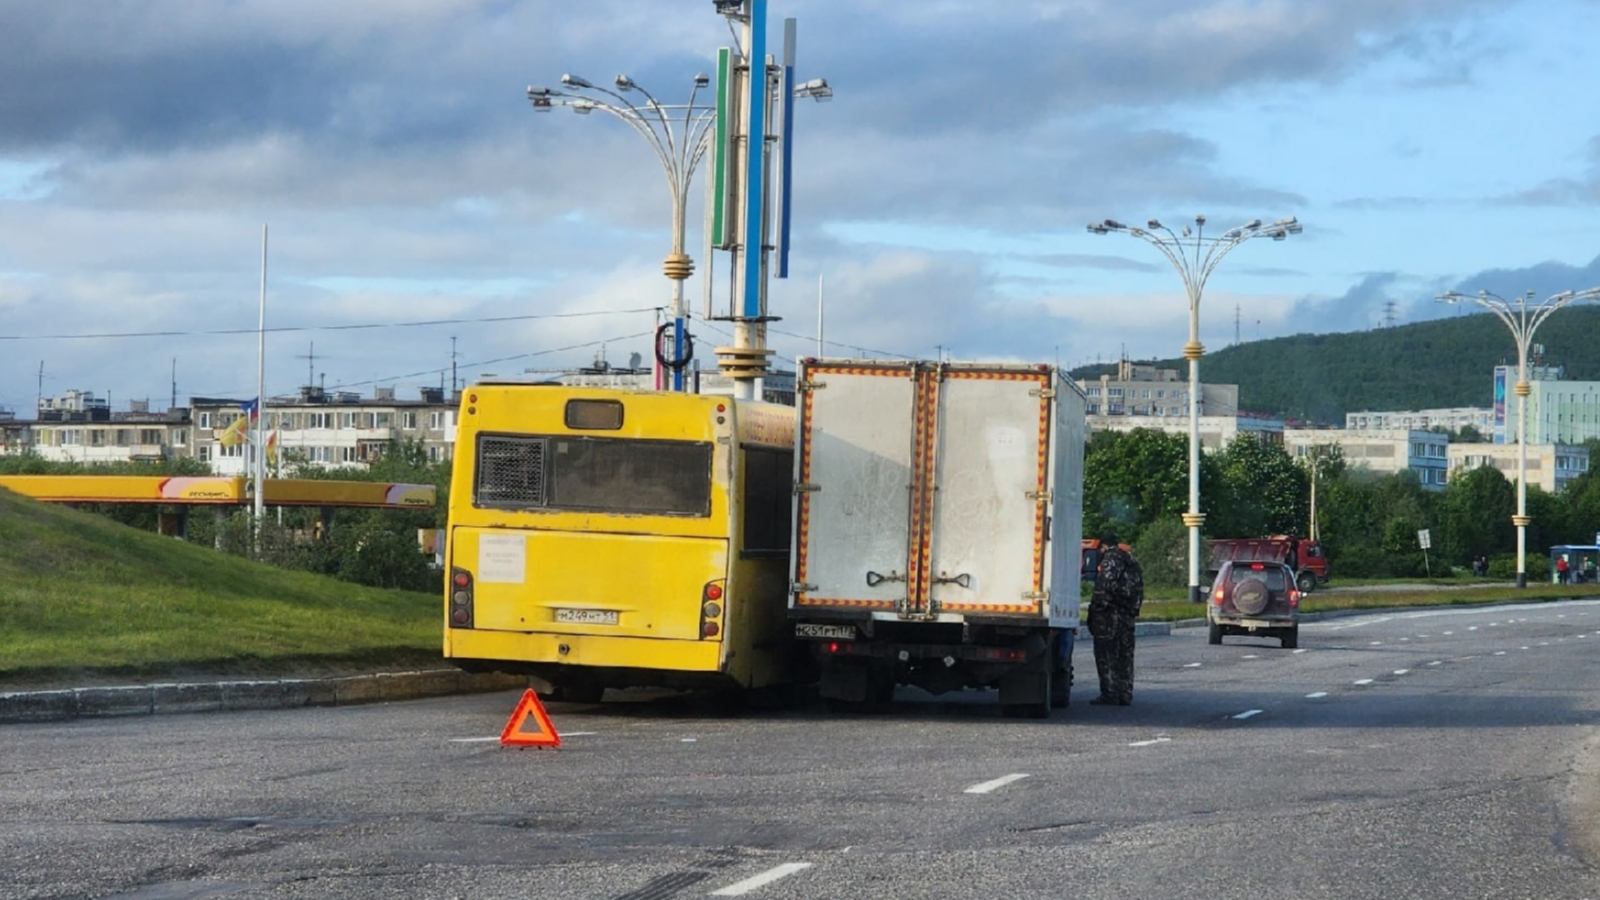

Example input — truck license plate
[555,608,619,625]
[796,623,857,640]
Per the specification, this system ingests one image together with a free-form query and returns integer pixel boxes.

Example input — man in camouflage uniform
[1088,531,1143,706]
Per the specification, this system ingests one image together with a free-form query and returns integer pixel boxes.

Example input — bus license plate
[555,608,619,625]
[796,623,857,640]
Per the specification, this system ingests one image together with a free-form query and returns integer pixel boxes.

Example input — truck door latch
[931,572,973,589]
[866,570,907,587]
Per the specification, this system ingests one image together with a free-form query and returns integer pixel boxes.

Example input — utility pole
[296,342,316,388]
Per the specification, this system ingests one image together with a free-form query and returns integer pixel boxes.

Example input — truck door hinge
[790,582,817,594]
[1021,591,1048,600]
[794,482,821,494]
[1026,490,1051,502]
[1030,387,1056,398]
[798,380,826,392]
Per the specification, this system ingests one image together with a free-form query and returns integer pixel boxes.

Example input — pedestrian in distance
[1557,555,1570,584]
[1087,531,1143,706]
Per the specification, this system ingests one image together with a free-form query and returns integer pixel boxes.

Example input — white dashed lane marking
[710,863,815,896]
[965,773,1030,794]
[1129,735,1172,747]
[1306,692,1328,699]
[1354,679,1374,685]
[1393,669,1409,675]
[1233,709,1264,720]
[1183,662,1202,668]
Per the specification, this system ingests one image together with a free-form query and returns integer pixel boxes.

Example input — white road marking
[1242,654,1259,659]
[1418,634,1430,638]
[1393,669,1410,675]
[1399,637,1410,642]
[450,737,501,743]
[1306,692,1328,699]
[711,863,814,896]
[1443,631,1454,635]
[1521,646,1530,651]
[1494,651,1506,656]
[1369,641,1383,646]
[1354,678,1374,685]
[1540,642,1551,647]
[1468,626,1479,631]
[965,773,1030,794]
[1427,660,1443,666]
[1183,662,1202,668]
[1330,617,1390,630]
[1233,709,1264,720]
[1129,735,1172,747]
[681,738,698,742]
[1293,648,1308,654]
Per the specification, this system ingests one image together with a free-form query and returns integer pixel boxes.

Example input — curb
[0,669,533,725]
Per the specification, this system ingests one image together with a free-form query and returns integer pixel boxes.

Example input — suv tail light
[1288,589,1300,608]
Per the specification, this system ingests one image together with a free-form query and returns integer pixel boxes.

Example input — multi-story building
[1346,407,1493,434]
[28,394,192,465]
[1284,428,1450,490]
[1449,442,1589,494]
[192,385,459,474]
[1087,413,1284,450]
[1075,360,1239,419]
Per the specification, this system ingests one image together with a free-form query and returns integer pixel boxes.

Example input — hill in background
[1071,305,1600,424]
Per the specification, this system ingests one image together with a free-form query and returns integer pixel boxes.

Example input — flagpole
[254,224,267,530]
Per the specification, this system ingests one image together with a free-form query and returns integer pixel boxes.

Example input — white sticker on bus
[478,533,527,584]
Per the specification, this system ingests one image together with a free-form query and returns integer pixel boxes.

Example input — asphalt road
[5,600,1600,899]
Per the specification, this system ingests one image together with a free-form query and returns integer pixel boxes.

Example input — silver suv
[1207,560,1300,649]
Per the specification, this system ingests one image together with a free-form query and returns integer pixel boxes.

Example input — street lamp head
[1147,218,1162,230]
[795,77,833,101]
[615,74,634,91]
[571,99,596,114]
[527,86,555,110]
[1194,215,1206,227]
[1103,219,1126,230]
[695,72,710,88]
[1086,223,1108,234]
[561,73,593,89]
[1245,219,1262,230]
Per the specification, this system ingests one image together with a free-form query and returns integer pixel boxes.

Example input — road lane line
[1393,669,1409,675]
[965,773,1030,794]
[1242,654,1259,659]
[450,737,500,743]
[1233,709,1264,720]
[1306,692,1328,699]
[1330,617,1390,630]
[1293,648,1308,654]
[1427,660,1443,666]
[1494,651,1506,656]
[711,863,814,896]
[1354,679,1374,685]
[1129,735,1171,747]
[1183,662,1202,668]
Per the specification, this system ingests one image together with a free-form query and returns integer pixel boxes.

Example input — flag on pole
[216,398,260,448]
[265,430,279,463]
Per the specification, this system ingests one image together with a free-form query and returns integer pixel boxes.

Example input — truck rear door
[792,362,917,613]
[927,367,1052,617]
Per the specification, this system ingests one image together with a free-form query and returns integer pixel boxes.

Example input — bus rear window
[475,433,712,516]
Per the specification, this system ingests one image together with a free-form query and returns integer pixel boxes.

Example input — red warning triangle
[499,689,561,748]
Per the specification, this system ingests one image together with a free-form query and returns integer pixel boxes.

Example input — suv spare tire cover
[1232,578,1270,615]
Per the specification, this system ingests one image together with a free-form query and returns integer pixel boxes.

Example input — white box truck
[788,359,1086,717]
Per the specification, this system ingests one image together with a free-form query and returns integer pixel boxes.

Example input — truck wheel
[1296,571,1316,594]
[1208,621,1223,645]
[1281,626,1299,650]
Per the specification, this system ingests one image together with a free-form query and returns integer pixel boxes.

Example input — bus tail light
[450,567,474,628]
[700,580,726,640]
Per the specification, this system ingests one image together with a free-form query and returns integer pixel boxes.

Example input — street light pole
[1435,286,1600,587]
[527,74,718,391]
[1088,216,1302,603]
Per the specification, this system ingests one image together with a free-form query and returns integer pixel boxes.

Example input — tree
[1210,436,1308,538]
[1083,428,1191,543]
[1435,465,1514,563]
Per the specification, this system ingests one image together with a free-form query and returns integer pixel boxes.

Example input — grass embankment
[0,488,441,688]
[1138,581,1600,622]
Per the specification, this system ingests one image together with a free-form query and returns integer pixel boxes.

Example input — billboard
[1493,366,1508,444]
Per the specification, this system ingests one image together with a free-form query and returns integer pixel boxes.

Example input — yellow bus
[443,381,797,703]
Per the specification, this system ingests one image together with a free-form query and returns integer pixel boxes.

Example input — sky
[2,0,1599,415]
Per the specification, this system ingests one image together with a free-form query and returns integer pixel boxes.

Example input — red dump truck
[1207,535,1329,594]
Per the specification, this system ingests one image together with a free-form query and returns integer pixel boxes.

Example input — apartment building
[1284,428,1450,490]
[192,386,458,475]
[1346,407,1493,434]
[1448,442,1589,494]
[1075,360,1239,419]
[28,395,192,465]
